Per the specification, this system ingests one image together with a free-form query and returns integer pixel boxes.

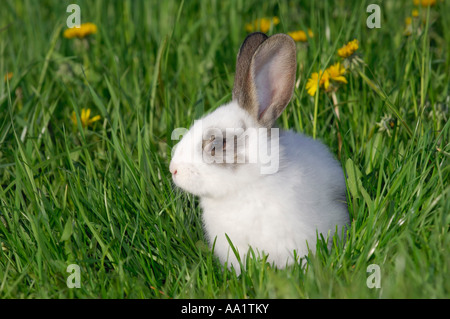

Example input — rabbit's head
[170,33,297,198]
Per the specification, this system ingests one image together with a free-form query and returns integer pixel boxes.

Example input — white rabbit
[169,32,349,274]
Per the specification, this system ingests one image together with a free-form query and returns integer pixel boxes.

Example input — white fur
[170,101,349,273]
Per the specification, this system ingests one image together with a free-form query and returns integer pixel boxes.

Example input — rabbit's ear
[238,34,297,128]
[233,32,268,108]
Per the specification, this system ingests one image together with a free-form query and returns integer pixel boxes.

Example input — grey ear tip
[272,33,297,46]
[267,34,297,59]
[244,33,295,49]
[246,31,269,38]
[240,32,269,50]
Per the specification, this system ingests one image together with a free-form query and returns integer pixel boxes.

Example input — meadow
[0,0,448,298]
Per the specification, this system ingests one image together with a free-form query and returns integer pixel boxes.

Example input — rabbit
[169,32,350,274]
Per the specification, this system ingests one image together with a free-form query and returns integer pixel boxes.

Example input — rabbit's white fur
[170,33,349,273]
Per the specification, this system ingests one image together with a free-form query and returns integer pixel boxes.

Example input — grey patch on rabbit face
[201,123,248,168]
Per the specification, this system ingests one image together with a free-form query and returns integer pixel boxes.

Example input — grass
[0,0,449,298]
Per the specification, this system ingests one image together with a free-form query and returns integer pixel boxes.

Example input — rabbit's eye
[211,137,226,157]
[202,134,227,158]
[202,135,215,149]
[213,137,226,149]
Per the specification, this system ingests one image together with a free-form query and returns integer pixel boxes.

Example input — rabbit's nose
[169,162,178,175]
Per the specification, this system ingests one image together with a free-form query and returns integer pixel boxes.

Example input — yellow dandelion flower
[78,23,97,38]
[306,70,330,96]
[326,62,347,84]
[4,72,13,82]
[288,28,314,42]
[337,39,359,58]
[245,17,280,33]
[288,30,308,42]
[71,108,101,128]
[64,22,98,39]
[63,28,78,39]
[306,73,320,96]
[414,0,436,6]
[405,17,413,25]
[258,19,272,33]
[412,9,419,17]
